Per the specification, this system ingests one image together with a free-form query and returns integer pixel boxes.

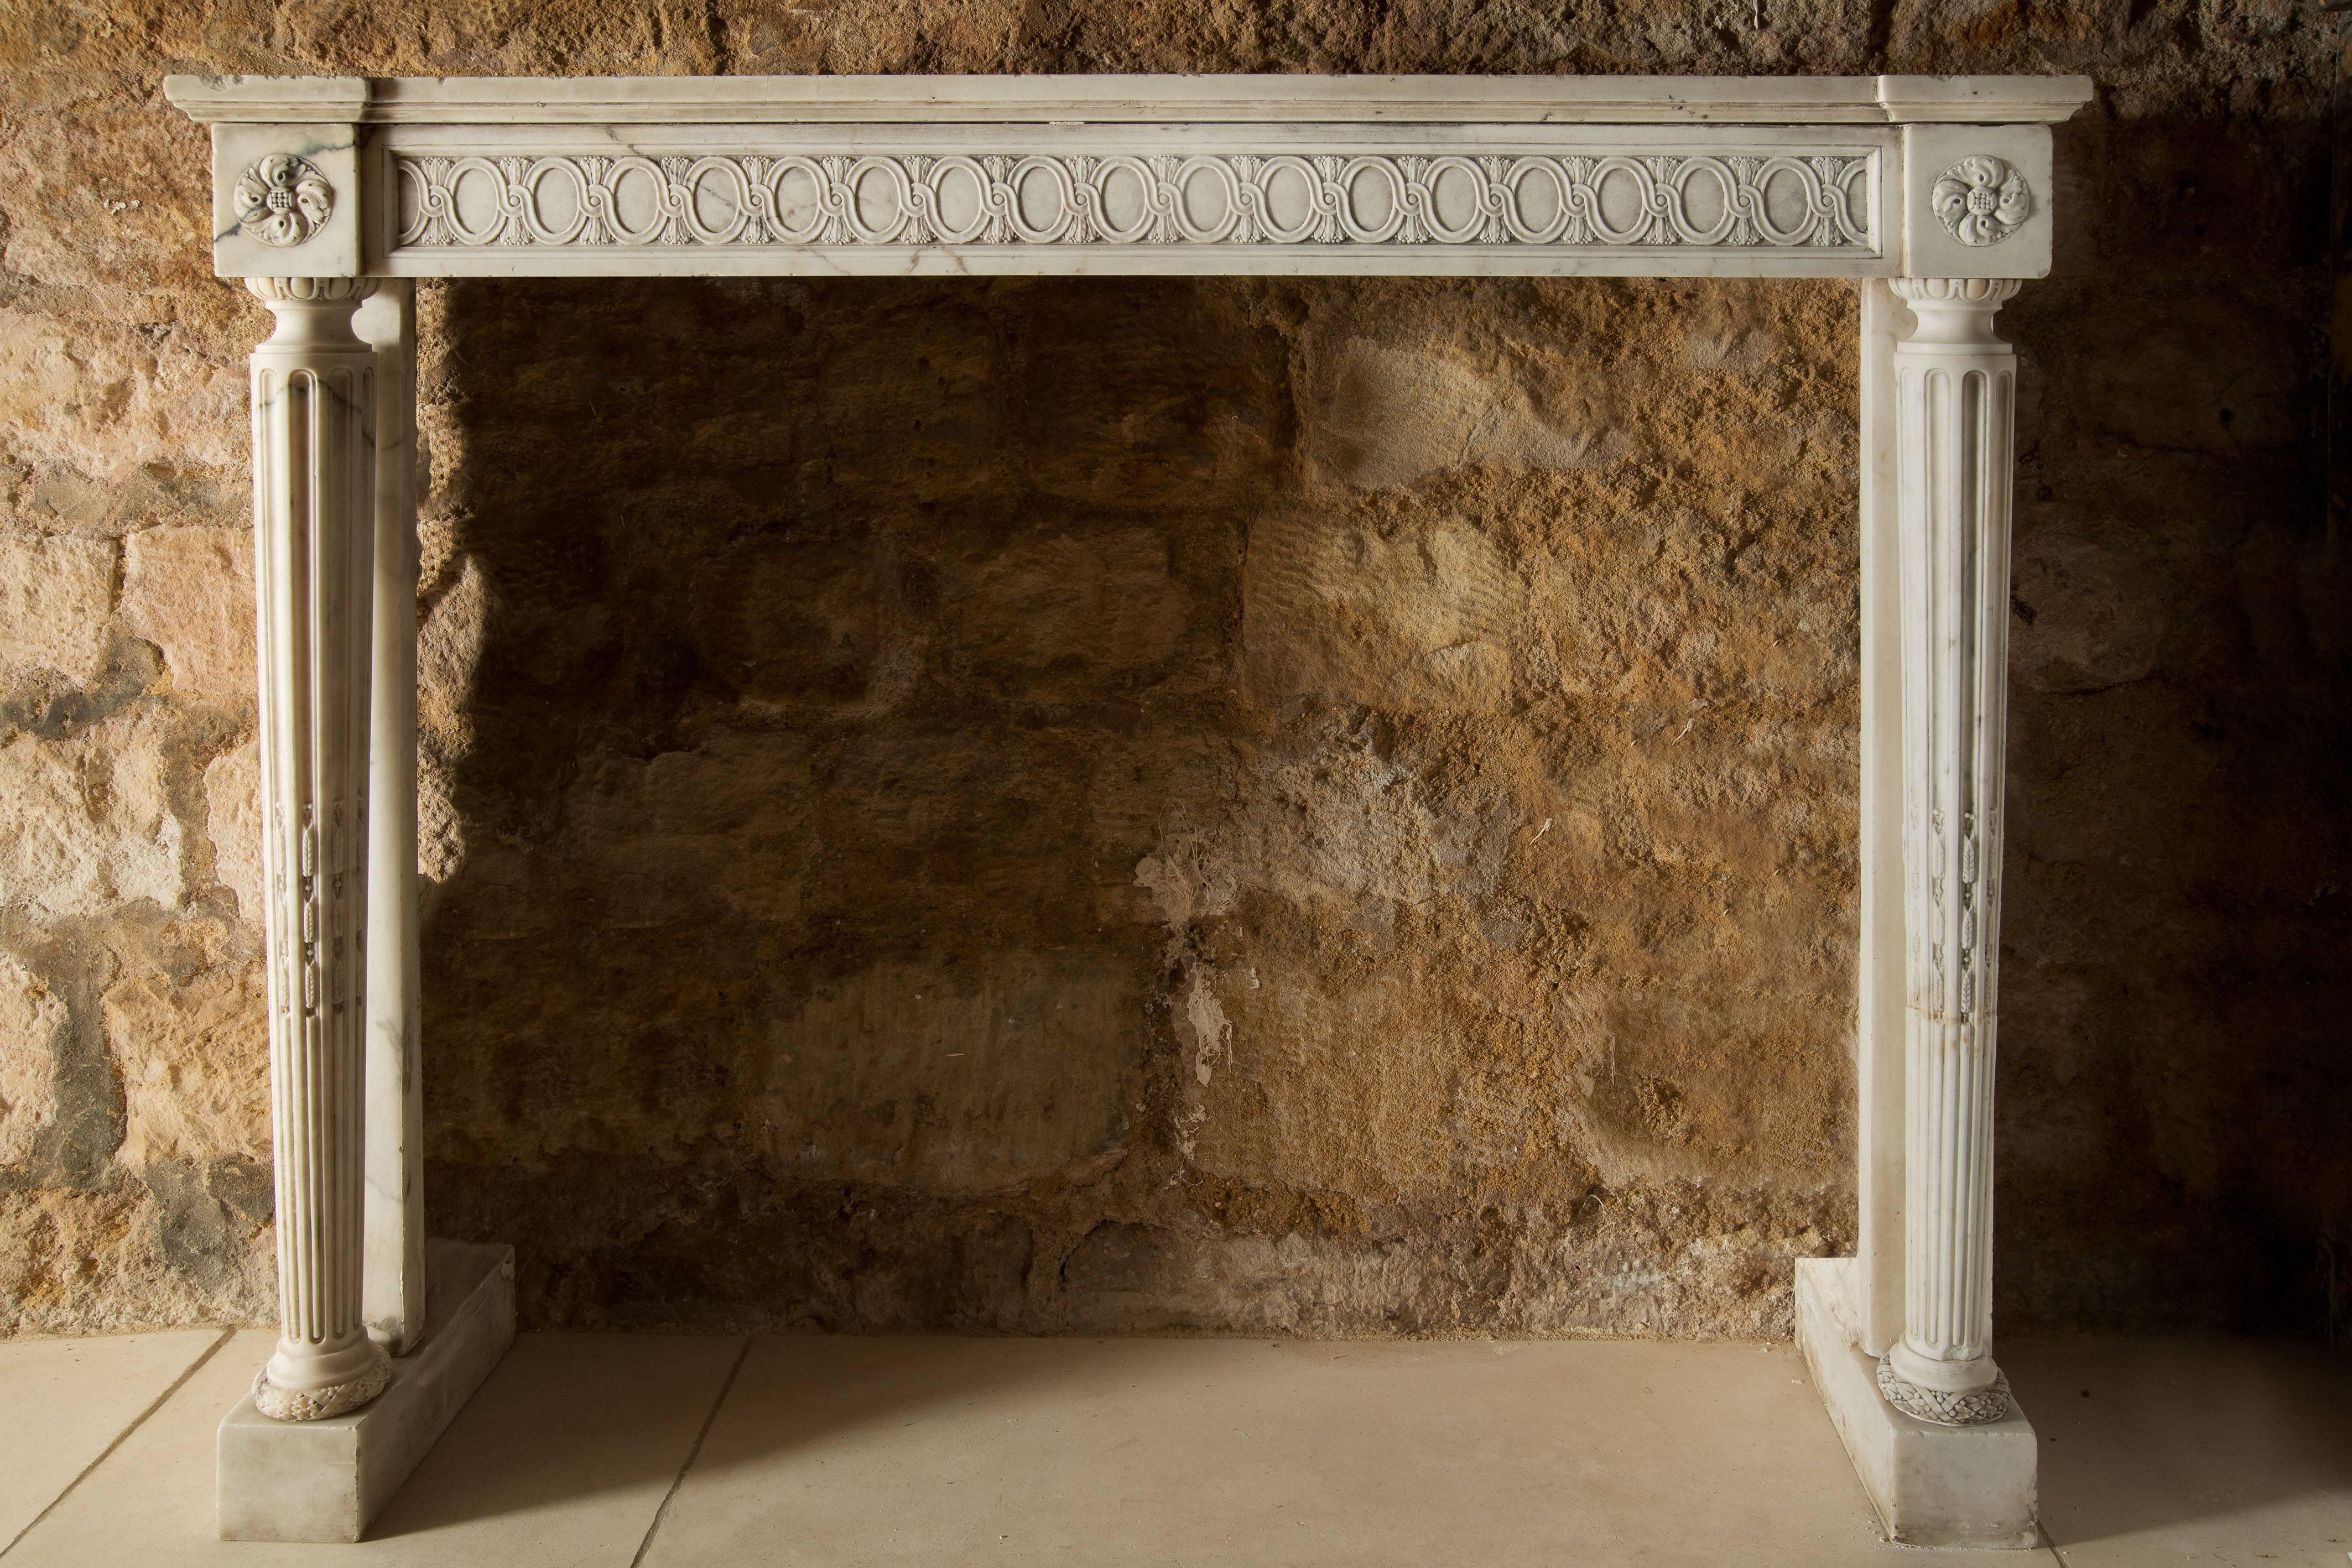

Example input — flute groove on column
[248,277,391,1424]
[1878,276,2019,1429]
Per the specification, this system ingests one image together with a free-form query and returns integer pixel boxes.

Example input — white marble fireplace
[166,68,2091,1547]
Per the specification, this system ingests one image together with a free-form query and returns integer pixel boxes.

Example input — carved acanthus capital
[1890,277,2023,306]
[246,277,378,350]
[245,276,379,305]
[1892,277,2022,346]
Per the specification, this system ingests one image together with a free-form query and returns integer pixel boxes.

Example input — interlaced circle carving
[235,154,335,247]
[395,150,1875,252]
[1930,155,2030,247]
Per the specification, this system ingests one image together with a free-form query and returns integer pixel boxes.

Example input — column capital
[1889,277,2022,306]
[247,278,378,353]
[1891,278,2022,346]
[247,275,379,305]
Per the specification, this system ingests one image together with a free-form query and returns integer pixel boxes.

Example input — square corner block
[210,122,362,279]
[1901,123,2054,281]
[1794,1257,2039,1550]
[217,1240,516,1543]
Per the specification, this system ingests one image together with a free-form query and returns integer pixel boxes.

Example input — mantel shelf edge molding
[168,70,2091,1549]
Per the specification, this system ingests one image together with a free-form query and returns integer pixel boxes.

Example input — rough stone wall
[2,2,2345,1341]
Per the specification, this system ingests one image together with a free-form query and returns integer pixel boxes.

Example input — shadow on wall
[1991,106,2352,1340]
[408,272,1869,1339]
[399,94,2352,1342]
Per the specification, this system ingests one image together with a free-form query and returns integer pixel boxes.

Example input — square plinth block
[217,1239,516,1543]
[1796,1257,2039,1549]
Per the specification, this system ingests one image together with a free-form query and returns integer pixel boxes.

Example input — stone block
[216,1239,515,1543]
[119,527,256,704]
[201,739,263,919]
[0,951,64,1165]
[0,533,113,684]
[0,708,186,917]
[1794,1257,2038,1550]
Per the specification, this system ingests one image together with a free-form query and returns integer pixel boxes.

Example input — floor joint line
[628,1333,754,1568]
[0,1327,235,1561]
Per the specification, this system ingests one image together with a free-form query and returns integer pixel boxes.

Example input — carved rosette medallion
[1930,156,2030,247]
[1876,1358,2013,1426]
[235,153,335,247]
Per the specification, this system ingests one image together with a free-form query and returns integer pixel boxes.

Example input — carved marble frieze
[388,148,1878,256]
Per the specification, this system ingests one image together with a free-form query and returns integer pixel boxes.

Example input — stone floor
[0,1330,2344,1566]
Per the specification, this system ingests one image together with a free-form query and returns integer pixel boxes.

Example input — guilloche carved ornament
[394,150,1876,252]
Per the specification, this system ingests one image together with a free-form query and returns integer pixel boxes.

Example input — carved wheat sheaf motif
[394,150,1874,250]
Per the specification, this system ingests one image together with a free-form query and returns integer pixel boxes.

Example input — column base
[1879,1357,2013,1426]
[1794,1257,2039,1549]
[252,1353,391,1423]
[218,1240,516,1543]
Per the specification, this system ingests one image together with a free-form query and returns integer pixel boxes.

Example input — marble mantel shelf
[167,71,2093,123]
[166,71,2091,1549]
[171,72,2085,280]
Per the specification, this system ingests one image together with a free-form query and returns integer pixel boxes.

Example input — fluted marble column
[248,276,390,1422]
[1877,276,2021,1427]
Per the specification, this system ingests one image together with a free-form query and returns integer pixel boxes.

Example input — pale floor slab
[2006,1338,2352,1567]
[2,1329,744,1568]
[637,1336,2048,1568]
[3,1331,2342,1565]
[0,1327,227,1554]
